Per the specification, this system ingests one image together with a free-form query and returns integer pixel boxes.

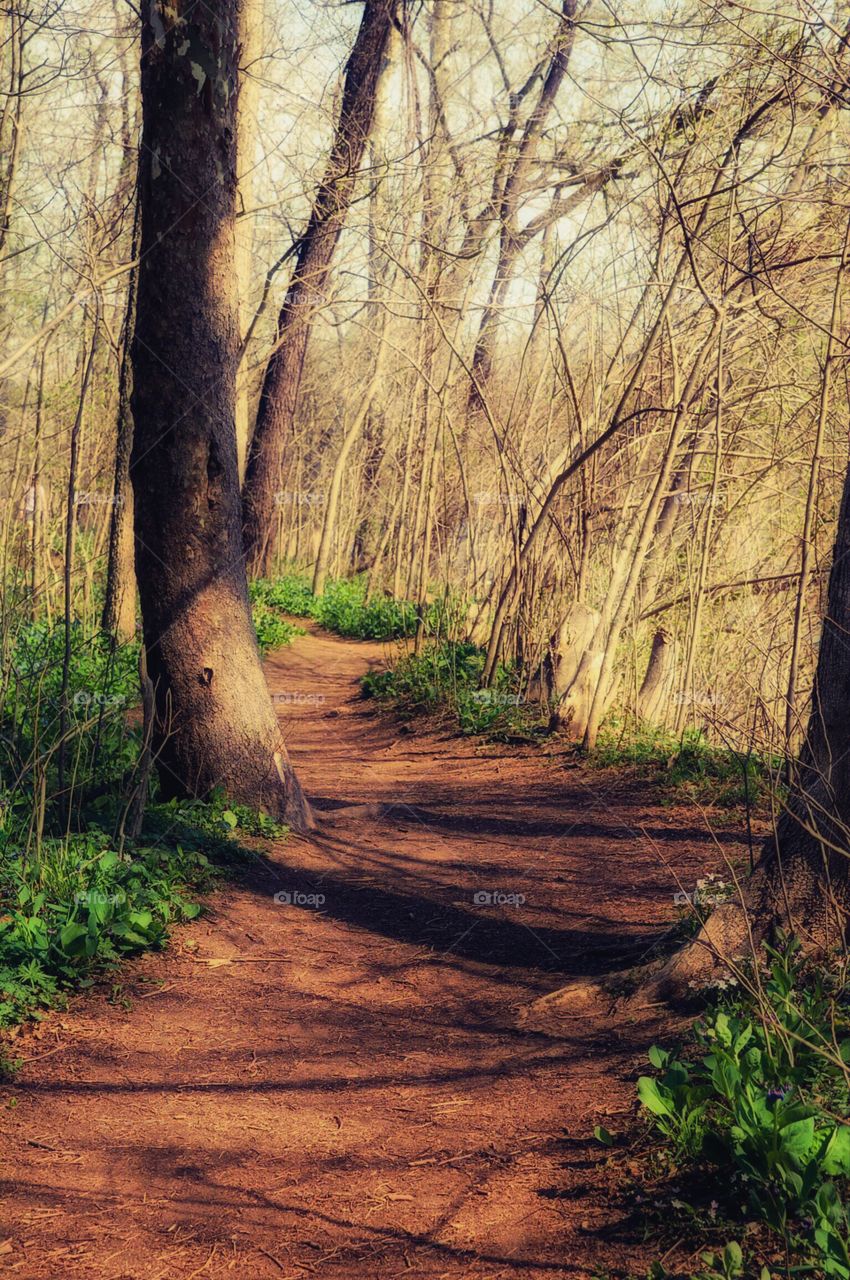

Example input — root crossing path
[2,626,740,1278]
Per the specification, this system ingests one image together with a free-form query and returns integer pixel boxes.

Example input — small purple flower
[766,1084,792,1105]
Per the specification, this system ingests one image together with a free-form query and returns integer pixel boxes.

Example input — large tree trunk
[656,450,850,1000]
[130,0,311,829]
[241,0,395,576]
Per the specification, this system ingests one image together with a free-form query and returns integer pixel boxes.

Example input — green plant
[593,721,777,810]
[0,828,212,1026]
[639,939,850,1277]
[249,597,305,653]
[249,574,315,617]
[1,619,141,809]
[249,572,455,642]
[145,788,289,844]
[361,639,537,738]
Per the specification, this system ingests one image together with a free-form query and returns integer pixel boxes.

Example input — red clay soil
[0,626,751,1279]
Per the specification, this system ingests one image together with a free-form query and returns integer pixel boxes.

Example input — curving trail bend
[1,624,744,1278]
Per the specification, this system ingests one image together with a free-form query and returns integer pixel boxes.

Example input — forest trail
[1,626,747,1279]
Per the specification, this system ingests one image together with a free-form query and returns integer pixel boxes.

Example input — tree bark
[130,0,311,829]
[637,628,677,725]
[234,0,263,484]
[242,0,396,575]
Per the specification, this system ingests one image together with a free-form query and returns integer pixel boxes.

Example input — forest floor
[0,624,753,1279]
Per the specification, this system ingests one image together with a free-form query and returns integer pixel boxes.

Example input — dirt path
[1,627,748,1278]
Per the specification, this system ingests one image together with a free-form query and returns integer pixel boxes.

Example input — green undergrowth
[612,939,850,1279]
[358,640,775,811]
[249,572,450,641]
[361,639,539,738]
[0,610,290,1042]
[5,618,142,803]
[592,720,778,812]
[0,830,210,1029]
[250,595,306,653]
[0,789,286,1035]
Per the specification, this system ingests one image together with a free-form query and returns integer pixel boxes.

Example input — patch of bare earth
[0,625,751,1278]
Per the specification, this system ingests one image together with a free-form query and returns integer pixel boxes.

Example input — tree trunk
[637,627,677,725]
[541,602,599,717]
[131,0,311,829]
[312,365,384,597]
[657,451,850,1000]
[242,0,396,575]
[102,206,140,643]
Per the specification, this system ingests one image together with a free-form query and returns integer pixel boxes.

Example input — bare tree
[242,0,397,575]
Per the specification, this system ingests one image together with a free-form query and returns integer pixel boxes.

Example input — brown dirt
[0,625,752,1278]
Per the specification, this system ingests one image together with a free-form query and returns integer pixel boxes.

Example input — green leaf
[714,1011,732,1046]
[221,810,239,829]
[723,1241,743,1274]
[58,922,88,956]
[593,1125,614,1146]
[823,1126,850,1177]
[733,1023,754,1054]
[648,1044,668,1069]
[779,1116,816,1160]
[637,1076,673,1117]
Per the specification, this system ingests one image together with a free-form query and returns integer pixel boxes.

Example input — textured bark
[234,0,263,484]
[131,0,310,829]
[542,603,599,727]
[242,0,396,575]
[637,628,677,724]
